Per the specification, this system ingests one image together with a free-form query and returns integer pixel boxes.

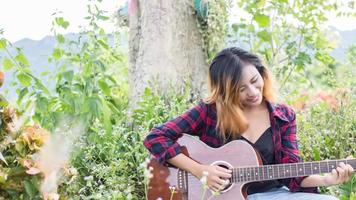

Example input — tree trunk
[128,0,208,112]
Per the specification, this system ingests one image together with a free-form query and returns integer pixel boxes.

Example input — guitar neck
[232,158,356,183]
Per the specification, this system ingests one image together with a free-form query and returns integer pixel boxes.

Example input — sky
[0,0,125,42]
[0,0,356,43]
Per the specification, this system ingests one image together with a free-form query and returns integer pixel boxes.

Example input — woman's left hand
[323,158,354,186]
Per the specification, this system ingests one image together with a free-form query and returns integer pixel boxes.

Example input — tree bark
[128,0,208,112]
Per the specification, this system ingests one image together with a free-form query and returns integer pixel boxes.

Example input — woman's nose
[247,87,259,97]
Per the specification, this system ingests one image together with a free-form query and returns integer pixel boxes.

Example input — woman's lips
[248,95,259,103]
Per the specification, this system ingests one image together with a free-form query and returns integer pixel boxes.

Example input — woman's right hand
[194,164,232,192]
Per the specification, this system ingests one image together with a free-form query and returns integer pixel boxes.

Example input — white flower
[200,171,209,186]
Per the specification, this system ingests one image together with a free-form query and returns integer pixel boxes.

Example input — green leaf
[55,17,70,29]
[98,15,109,21]
[62,70,74,82]
[36,96,49,112]
[102,100,112,133]
[278,0,288,3]
[98,79,110,96]
[17,73,32,87]
[231,23,239,32]
[24,179,37,198]
[17,87,29,104]
[144,87,151,97]
[56,34,65,43]
[40,71,50,76]
[2,57,15,71]
[257,30,271,41]
[84,97,102,118]
[15,53,30,66]
[52,48,65,60]
[295,52,312,68]
[253,13,270,27]
[98,39,109,50]
[0,39,7,50]
[312,147,321,161]
[34,78,50,94]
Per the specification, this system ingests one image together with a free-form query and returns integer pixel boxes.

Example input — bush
[295,89,356,198]
[58,85,198,199]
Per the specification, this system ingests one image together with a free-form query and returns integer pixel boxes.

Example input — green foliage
[58,85,195,199]
[0,2,127,135]
[347,45,356,65]
[196,0,231,62]
[297,92,355,160]
[1,0,355,199]
[0,0,128,199]
[295,90,356,198]
[229,0,342,93]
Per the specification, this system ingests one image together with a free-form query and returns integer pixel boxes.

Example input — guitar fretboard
[231,159,356,183]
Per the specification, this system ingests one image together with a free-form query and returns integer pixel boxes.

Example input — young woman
[143,47,354,200]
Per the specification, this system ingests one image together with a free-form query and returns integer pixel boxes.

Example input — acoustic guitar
[147,134,355,200]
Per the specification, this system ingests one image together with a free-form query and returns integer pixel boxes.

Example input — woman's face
[238,64,264,108]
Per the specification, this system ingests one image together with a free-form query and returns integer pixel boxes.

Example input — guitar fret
[255,167,260,181]
[232,158,356,184]
[286,163,291,178]
[311,162,318,174]
[273,164,279,179]
[246,167,250,182]
[268,165,273,179]
[327,160,329,172]
[297,163,304,176]
[236,168,238,182]
[278,164,284,179]
[250,167,253,181]
[235,168,238,182]
[303,162,309,175]
[263,165,267,180]
[243,167,246,182]
[249,167,252,181]
[291,163,297,177]
[320,161,328,174]
[329,160,337,172]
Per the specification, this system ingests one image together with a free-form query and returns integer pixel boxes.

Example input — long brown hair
[204,47,276,141]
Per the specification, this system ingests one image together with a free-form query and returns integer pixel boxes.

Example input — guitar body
[147,134,263,200]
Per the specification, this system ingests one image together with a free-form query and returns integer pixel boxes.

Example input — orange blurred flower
[21,125,50,151]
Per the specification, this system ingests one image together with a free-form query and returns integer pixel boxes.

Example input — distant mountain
[329,27,356,61]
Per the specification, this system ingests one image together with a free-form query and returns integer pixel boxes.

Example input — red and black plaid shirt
[143,99,317,193]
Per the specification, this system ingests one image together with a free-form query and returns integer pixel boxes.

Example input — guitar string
[182,160,355,177]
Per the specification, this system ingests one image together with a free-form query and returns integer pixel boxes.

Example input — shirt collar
[265,100,290,122]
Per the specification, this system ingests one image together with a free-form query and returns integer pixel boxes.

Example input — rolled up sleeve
[143,101,206,164]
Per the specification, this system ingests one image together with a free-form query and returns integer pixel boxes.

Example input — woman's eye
[251,79,257,83]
